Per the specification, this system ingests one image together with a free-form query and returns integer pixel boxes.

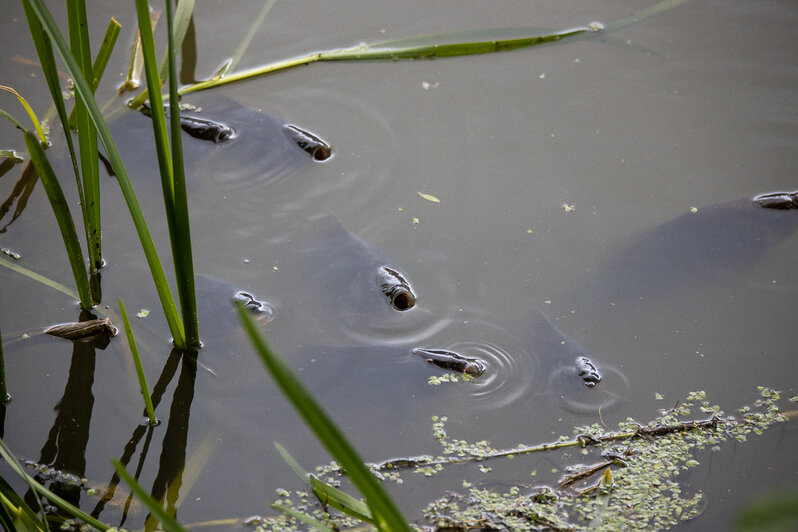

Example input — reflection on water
[2,0,798,528]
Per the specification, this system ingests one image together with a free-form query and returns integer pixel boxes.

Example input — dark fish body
[413,348,486,376]
[104,95,330,186]
[194,274,274,340]
[595,192,798,302]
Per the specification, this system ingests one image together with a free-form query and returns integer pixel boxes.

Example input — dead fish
[594,190,798,302]
[413,347,486,376]
[102,94,331,186]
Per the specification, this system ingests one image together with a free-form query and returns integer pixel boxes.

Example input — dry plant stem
[377,416,732,471]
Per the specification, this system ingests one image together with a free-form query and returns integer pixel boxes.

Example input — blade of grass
[24,130,92,309]
[158,0,195,81]
[0,328,8,404]
[0,256,78,300]
[224,0,275,75]
[68,17,122,128]
[0,438,109,531]
[238,304,410,532]
[119,298,157,424]
[67,0,102,286]
[112,459,187,532]
[164,0,199,348]
[0,86,47,144]
[0,489,46,532]
[23,0,186,347]
[21,0,83,199]
[274,443,375,524]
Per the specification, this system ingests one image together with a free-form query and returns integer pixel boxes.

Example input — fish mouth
[378,266,417,311]
[390,289,416,311]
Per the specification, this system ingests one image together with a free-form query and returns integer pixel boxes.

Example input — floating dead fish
[44,318,118,341]
[102,94,331,186]
[413,347,486,376]
[594,190,798,302]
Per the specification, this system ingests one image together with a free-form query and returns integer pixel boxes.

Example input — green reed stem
[24,130,93,309]
[238,304,411,532]
[0,329,8,404]
[0,86,46,144]
[23,0,186,347]
[119,299,157,424]
[165,0,199,348]
[67,0,102,293]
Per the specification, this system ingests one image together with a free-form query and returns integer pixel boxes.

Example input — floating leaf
[418,191,441,203]
[137,309,150,318]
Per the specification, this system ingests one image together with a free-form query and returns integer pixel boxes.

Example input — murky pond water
[1,0,797,529]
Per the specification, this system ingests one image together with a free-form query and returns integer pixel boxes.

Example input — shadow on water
[23,310,104,516]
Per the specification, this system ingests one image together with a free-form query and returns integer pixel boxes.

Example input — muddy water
[1,0,797,529]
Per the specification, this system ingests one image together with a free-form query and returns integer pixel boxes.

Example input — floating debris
[44,317,117,340]
[418,191,441,203]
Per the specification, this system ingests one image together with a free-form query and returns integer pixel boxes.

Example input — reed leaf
[274,443,375,524]
[67,0,102,286]
[158,0,195,82]
[0,256,78,301]
[0,328,7,404]
[0,86,46,144]
[165,0,199,347]
[119,298,157,424]
[23,130,92,309]
[22,0,186,347]
[238,304,411,532]
[112,459,187,532]
[68,17,122,128]
[0,438,109,531]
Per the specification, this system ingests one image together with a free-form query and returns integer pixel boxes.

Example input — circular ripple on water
[546,363,631,415]
[421,318,541,410]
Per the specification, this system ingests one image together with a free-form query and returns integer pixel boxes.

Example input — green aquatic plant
[21,0,199,348]
[254,387,790,531]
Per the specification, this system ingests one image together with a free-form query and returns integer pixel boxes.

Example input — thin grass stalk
[165,0,199,347]
[237,304,411,532]
[23,0,186,347]
[119,299,157,424]
[24,130,93,309]
[0,328,7,404]
[112,459,187,532]
[67,0,103,292]
[0,86,47,144]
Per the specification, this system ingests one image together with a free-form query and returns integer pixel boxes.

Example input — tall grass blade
[238,304,411,531]
[68,17,122,128]
[0,438,109,531]
[158,0,195,81]
[112,459,187,532]
[23,131,92,309]
[67,0,102,292]
[0,256,78,300]
[0,86,47,144]
[23,0,186,347]
[274,443,375,524]
[119,299,157,424]
[0,328,7,404]
[20,1,83,195]
[0,489,46,532]
[224,0,275,75]
[165,0,199,348]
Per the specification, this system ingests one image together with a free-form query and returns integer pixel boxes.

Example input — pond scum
[243,387,794,531]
